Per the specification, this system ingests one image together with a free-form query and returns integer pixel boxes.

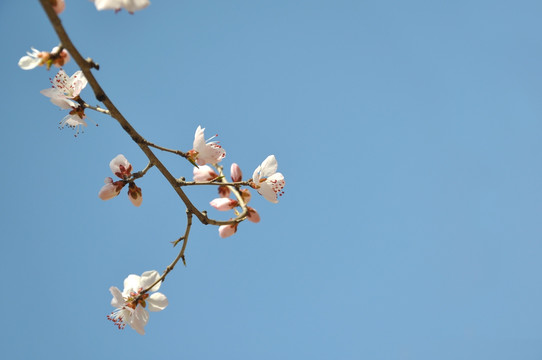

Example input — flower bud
[128,182,142,207]
[50,0,65,14]
[210,198,238,211]
[247,207,260,223]
[193,165,218,182]
[218,223,238,238]
[230,163,242,182]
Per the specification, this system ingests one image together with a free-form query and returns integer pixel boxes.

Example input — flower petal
[123,0,150,12]
[93,0,122,10]
[123,274,141,294]
[98,178,123,200]
[258,155,278,178]
[18,55,41,70]
[130,307,149,335]
[257,173,285,203]
[140,270,161,292]
[147,292,168,312]
[49,96,76,109]
[109,286,125,308]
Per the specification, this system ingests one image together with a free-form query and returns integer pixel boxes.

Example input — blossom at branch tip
[91,0,150,13]
[187,126,226,166]
[251,155,285,203]
[40,69,87,109]
[107,270,168,335]
[210,198,239,211]
[99,155,142,206]
[193,165,218,182]
[18,46,70,70]
[219,223,238,238]
[50,0,65,14]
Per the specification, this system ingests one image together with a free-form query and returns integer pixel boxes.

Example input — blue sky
[2,0,542,359]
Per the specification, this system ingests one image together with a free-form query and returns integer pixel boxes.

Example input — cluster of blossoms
[202,163,260,238]
[21,1,285,336]
[190,127,285,238]
[99,154,142,206]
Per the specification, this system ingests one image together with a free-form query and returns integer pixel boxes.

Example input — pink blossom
[218,223,238,238]
[110,154,132,179]
[210,198,238,211]
[98,177,124,200]
[99,155,142,206]
[193,165,218,182]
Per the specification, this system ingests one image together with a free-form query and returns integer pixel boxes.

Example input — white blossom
[107,270,168,335]
[251,155,285,203]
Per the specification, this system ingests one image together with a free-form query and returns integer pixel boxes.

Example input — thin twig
[131,161,154,180]
[179,179,252,187]
[144,140,188,158]
[83,102,110,115]
[141,210,193,294]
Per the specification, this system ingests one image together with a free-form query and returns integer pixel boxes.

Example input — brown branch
[141,210,193,294]
[178,179,251,187]
[144,140,189,158]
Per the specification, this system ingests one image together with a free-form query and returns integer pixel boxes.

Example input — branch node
[86,57,100,70]
[96,93,107,102]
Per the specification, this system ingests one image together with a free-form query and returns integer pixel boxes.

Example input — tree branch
[39,0,239,226]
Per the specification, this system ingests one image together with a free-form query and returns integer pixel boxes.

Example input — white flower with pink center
[107,270,168,335]
[41,69,87,109]
[188,126,226,166]
[251,155,285,203]
[91,0,150,13]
